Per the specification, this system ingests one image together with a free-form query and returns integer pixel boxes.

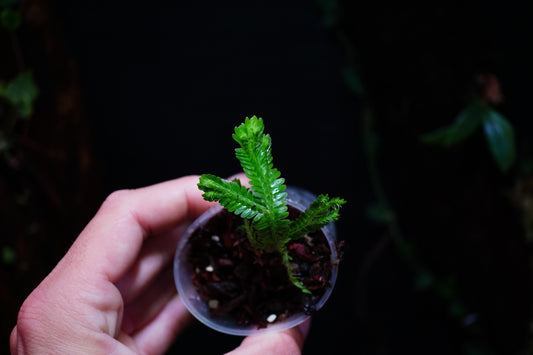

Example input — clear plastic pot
[173,186,339,336]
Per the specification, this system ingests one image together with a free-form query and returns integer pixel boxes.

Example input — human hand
[10,175,309,354]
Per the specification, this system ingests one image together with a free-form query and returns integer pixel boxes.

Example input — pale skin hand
[10,175,309,355]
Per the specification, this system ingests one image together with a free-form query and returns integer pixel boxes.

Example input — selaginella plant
[197,116,346,293]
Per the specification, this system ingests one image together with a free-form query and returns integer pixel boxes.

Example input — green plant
[0,70,39,119]
[197,116,346,293]
[420,99,516,173]
[1,0,39,159]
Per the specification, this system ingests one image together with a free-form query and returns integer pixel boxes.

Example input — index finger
[67,175,215,283]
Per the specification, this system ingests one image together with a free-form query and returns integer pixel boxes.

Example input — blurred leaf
[420,102,485,147]
[2,246,17,265]
[421,101,516,173]
[341,65,365,97]
[0,71,39,118]
[366,201,394,224]
[483,110,515,173]
[1,7,21,31]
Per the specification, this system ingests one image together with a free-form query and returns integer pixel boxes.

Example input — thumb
[225,319,311,355]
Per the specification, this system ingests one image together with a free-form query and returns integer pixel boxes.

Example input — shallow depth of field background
[2,1,533,354]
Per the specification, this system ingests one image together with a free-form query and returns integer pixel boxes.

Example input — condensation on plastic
[173,186,339,336]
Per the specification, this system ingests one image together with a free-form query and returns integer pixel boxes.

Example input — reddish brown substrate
[187,208,334,329]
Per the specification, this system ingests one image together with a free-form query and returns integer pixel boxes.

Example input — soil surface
[187,207,336,329]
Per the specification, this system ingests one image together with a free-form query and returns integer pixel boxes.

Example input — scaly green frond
[281,247,311,294]
[287,194,346,241]
[198,116,346,294]
[198,174,266,221]
[232,116,289,232]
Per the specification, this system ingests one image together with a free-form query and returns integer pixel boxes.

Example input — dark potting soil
[187,207,336,329]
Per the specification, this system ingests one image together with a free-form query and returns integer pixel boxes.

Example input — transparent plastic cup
[173,186,339,336]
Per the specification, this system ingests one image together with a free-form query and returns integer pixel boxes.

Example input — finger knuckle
[16,290,49,340]
[101,189,133,211]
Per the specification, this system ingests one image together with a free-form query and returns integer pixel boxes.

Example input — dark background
[58,2,354,195]
[58,2,360,353]
[2,0,533,354]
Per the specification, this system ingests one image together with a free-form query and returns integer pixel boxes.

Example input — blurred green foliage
[0,71,39,119]
[0,0,38,269]
[2,246,17,265]
[1,7,20,31]
[314,0,527,353]
[0,0,20,31]
[421,101,516,173]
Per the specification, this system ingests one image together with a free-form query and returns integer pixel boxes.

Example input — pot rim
[173,187,339,336]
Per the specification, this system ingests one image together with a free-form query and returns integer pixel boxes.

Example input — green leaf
[232,116,289,232]
[282,249,311,294]
[421,100,516,173]
[0,71,39,118]
[483,110,515,173]
[198,116,346,293]
[420,102,485,147]
[287,194,346,241]
[198,175,266,221]
[1,8,21,31]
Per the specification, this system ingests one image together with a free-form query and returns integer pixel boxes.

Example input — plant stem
[362,106,415,265]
